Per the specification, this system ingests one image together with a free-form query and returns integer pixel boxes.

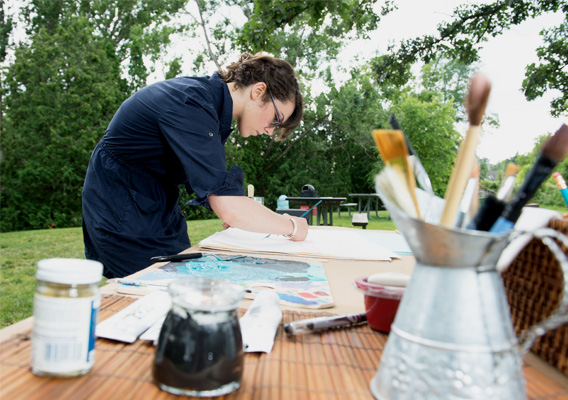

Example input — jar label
[31,294,100,373]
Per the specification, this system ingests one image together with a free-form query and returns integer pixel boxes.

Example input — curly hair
[219,52,303,140]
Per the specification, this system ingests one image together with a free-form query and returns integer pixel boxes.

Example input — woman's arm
[208,194,309,241]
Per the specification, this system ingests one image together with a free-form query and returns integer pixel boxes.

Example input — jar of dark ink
[153,278,245,397]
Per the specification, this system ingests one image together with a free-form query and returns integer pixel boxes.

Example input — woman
[82,52,308,278]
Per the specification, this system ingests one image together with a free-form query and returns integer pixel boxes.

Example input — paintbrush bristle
[466,74,491,126]
[541,123,568,162]
[503,162,520,178]
[372,130,409,163]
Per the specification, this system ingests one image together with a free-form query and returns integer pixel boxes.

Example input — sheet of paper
[351,230,412,255]
[199,228,398,261]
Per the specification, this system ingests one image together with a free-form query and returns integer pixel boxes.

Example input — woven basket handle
[517,227,568,355]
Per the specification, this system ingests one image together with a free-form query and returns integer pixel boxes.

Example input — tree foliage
[389,94,461,197]
[237,0,393,68]
[522,21,568,117]
[0,0,13,63]
[373,0,568,117]
[20,0,187,91]
[1,0,187,231]
[1,17,123,230]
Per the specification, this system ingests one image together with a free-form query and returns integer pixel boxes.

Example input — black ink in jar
[153,278,244,397]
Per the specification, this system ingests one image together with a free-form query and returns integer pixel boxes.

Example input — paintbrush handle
[440,126,481,227]
[300,200,322,217]
[467,194,506,231]
[490,154,557,233]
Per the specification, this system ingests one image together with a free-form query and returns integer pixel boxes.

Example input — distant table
[286,197,346,226]
[349,193,387,220]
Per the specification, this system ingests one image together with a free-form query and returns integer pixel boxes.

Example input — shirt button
[208,132,214,137]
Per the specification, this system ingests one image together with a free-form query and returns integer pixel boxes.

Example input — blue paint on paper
[136,254,333,307]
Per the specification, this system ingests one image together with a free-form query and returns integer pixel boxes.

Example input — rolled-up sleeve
[159,99,244,211]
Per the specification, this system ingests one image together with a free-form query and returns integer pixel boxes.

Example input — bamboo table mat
[1,294,567,400]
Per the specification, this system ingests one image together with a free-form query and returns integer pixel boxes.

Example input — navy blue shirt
[82,73,244,278]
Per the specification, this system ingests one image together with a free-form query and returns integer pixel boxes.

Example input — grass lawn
[0,219,227,328]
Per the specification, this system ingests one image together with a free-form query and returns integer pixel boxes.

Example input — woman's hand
[286,215,309,241]
[209,194,309,241]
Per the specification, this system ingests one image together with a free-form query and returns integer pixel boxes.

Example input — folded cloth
[240,290,282,353]
[497,207,562,272]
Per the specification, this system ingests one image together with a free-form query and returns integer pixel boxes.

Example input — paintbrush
[469,157,481,217]
[375,167,420,217]
[389,115,434,194]
[490,123,568,233]
[440,73,491,227]
[467,162,519,231]
[455,165,479,228]
[496,162,520,201]
[372,129,421,218]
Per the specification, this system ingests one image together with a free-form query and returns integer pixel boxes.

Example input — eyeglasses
[269,91,283,128]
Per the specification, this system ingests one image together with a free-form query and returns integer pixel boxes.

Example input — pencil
[553,172,568,207]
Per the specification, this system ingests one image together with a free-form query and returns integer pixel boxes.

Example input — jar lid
[354,276,406,299]
[36,258,103,285]
[168,278,244,311]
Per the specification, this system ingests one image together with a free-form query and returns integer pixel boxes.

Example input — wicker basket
[502,217,568,376]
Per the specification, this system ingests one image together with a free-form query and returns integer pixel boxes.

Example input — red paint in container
[354,277,406,333]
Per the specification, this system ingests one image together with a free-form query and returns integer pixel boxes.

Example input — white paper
[139,314,167,344]
[96,291,171,343]
[199,227,398,261]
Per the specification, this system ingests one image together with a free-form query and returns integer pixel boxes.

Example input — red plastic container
[354,277,406,333]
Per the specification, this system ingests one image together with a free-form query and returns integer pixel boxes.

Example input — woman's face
[237,86,295,138]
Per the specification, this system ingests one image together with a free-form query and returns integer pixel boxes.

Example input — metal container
[371,190,568,400]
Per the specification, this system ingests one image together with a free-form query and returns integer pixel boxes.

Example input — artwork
[133,254,334,309]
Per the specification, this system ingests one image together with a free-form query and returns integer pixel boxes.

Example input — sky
[336,1,566,163]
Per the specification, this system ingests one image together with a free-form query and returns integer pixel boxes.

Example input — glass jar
[31,258,103,377]
[153,278,245,397]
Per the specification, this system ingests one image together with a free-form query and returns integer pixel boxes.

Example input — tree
[389,94,461,197]
[1,0,188,231]
[522,21,568,117]
[1,17,124,231]
[0,0,13,134]
[420,58,474,124]
[179,0,394,75]
[372,0,568,117]
[0,0,12,62]
[20,0,187,92]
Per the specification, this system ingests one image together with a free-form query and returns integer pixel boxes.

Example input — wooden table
[1,227,567,399]
[286,197,346,226]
